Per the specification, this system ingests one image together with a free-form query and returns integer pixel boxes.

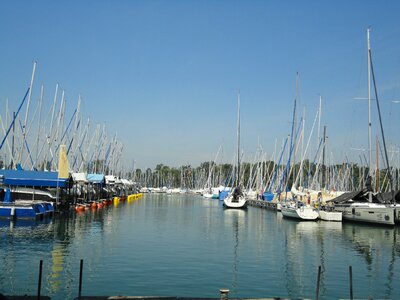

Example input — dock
[247,199,277,210]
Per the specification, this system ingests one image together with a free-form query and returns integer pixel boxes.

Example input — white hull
[223,195,247,209]
[281,205,318,220]
[389,204,400,223]
[318,210,342,222]
[202,193,213,198]
[334,203,395,225]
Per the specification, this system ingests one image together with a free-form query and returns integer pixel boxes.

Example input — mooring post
[78,259,83,299]
[37,259,43,300]
[315,265,321,300]
[349,266,353,300]
[220,288,229,300]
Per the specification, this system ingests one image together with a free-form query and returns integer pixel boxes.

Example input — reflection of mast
[384,227,397,298]
[225,209,244,294]
[232,213,239,290]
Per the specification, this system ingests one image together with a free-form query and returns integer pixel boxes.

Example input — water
[1,193,400,299]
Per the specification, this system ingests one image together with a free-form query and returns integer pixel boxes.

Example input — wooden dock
[247,199,277,211]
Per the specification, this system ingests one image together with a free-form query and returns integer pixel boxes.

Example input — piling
[315,265,321,300]
[349,266,353,300]
[37,260,43,300]
[78,259,84,299]
[219,289,229,300]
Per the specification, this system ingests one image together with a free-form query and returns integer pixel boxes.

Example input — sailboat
[223,92,247,209]
[330,29,395,226]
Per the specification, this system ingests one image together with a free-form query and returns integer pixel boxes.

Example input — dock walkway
[247,199,277,211]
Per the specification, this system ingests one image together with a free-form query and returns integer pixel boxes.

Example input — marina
[1,2,400,299]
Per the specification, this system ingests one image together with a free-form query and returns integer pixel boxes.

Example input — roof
[87,173,105,184]
[72,172,88,183]
[0,169,70,188]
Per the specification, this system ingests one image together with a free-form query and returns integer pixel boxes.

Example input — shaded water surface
[1,193,400,299]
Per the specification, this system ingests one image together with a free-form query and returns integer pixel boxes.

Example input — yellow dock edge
[127,193,144,201]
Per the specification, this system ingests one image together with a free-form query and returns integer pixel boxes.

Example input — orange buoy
[75,205,85,212]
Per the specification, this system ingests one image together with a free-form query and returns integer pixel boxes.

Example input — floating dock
[247,199,277,210]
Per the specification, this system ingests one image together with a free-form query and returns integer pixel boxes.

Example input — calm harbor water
[1,193,400,299]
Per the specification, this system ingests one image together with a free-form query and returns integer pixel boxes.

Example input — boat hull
[223,195,247,209]
[281,205,318,220]
[0,202,45,219]
[390,205,400,223]
[318,210,342,222]
[334,204,395,225]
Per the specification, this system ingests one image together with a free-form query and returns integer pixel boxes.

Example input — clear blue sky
[1,1,400,170]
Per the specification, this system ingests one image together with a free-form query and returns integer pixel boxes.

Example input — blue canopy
[87,173,105,184]
[0,169,70,188]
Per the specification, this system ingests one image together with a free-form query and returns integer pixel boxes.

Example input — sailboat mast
[237,91,241,187]
[367,28,372,182]
[367,28,373,202]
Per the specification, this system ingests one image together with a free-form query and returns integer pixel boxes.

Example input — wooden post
[219,288,229,300]
[37,260,43,300]
[349,266,353,300]
[315,265,321,300]
[78,259,83,299]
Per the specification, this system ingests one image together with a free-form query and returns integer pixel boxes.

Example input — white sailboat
[223,92,247,209]
[330,29,395,226]
[318,208,342,222]
[281,202,319,220]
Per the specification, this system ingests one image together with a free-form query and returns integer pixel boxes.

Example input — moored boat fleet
[0,169,143,220]
[2,29,400,228]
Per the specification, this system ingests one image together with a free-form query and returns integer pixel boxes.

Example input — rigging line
[50,108,78,165]
[0,88,30,152]
[266,136,288,193]
[278,134,298,193]
[67,119,81,155]
[18,119,35,169]
[370,48,394,196]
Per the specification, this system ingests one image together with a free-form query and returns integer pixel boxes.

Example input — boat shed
[0,169,72,188]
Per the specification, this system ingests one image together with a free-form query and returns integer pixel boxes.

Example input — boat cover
[87,173,105,184]
[0,169,70,188]
[72,172,88,183]
[375,190,400,204]
[327,189,388,204]
[327,190,366,203]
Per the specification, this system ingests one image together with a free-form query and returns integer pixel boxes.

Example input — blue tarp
[0,169,69,188]
[87,173,105,184]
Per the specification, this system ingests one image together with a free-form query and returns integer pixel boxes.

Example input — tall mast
[367,28,372,180]
[18,61,37,165]
[237,91,241,186]
[367,28,373,201]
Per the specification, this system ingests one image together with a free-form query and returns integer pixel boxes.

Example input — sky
[1,0,400,170]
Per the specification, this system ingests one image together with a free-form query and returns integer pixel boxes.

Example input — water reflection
[281,219,343,299]
[224,209,246,293]
[341,223,400,299]
[0,199,142,298]
[1,195,400,299]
